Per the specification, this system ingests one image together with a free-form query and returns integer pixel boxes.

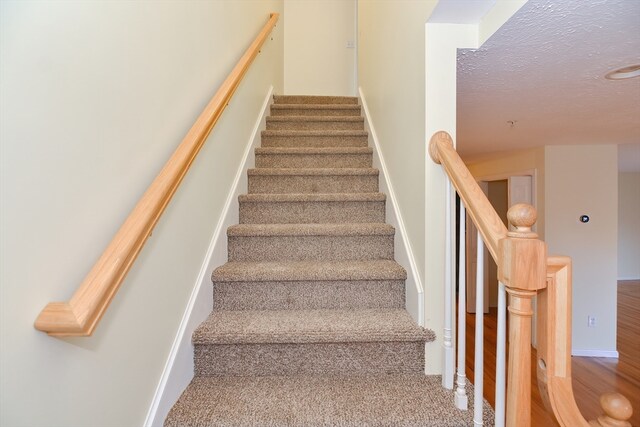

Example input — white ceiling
[457,0,640,169]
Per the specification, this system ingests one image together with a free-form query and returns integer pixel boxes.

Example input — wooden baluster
[590,393,633,427]
[498,204,547,427]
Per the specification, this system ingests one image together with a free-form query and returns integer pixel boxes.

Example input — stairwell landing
[165,95,491,426]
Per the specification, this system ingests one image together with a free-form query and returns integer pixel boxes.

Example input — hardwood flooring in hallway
[463,280,640,426]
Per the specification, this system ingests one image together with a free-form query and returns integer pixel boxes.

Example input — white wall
[545,145,618,355]
[284,0,356,95]
[424,23,480,375]
[618,172,640,280]
[0,2,283,426]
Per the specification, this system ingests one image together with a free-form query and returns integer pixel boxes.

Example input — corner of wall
[478,0,528,45]
[358,88,424,327]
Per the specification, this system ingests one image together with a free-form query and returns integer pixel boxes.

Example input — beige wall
[545,145,618,354]
[284,0,356,95]
[357,0,521,374]
[358,0,437,304]
[357,0,438,368]
[0,2,283,426]
[618,172,640,280]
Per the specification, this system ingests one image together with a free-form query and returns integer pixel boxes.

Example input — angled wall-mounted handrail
[34,13,280,337]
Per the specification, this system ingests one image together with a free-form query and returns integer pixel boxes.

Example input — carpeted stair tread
[267,116,364,123]
[254,147,373,169]
[256,146,372,155]
[192,309,432,345]
[273,95,359,104]
[213,278,405,311]
[270,104,362,117]
[212,260,406,282]
[164,375,493,427]
[262,129,368,137]
[261,130,368,148]
[266,115,365,131]
[227,223,394,237]
[271,104,361,111]
[266,115,364,123]
[247,167,378,176]
[238,192,385,203]
[238,193,384,224]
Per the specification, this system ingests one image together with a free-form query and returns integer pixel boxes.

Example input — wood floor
[463,280,640,426]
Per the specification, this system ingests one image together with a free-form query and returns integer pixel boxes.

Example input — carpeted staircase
[165,95,492,426]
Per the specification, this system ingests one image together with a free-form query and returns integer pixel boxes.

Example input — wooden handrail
[537,256,591,427]
[537,257,633,427]
[429,131,507,262]
[429,130,633,427]
[34,13,280,337]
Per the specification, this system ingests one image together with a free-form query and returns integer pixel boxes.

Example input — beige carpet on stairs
[164,95,494,426]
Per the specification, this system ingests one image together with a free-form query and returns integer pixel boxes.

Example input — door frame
[467,168,539,346]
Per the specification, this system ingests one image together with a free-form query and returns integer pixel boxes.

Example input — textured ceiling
[457,0,640,165]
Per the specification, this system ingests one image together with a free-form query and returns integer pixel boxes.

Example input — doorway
[465,172,535,313]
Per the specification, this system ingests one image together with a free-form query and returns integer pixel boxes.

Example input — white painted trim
[618,276,640,281]
[442,180,455,389]
[144,86,274,427]
[473,233,485,426]
[358,88,425,327]
[571,349,619,358]
[494,281,507,427]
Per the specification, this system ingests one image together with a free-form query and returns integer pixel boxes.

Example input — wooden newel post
[499,204,547,427]
[591,393,633,427]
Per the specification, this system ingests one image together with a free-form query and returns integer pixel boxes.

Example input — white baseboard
[618,276,640,281]
[358,88,424,327]
[571,349,619,358]
[144,86,274,427]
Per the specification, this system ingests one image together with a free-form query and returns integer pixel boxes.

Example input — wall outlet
[587,315,597,327]
[346,40,355,49]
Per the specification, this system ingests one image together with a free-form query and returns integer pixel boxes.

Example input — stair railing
[429,131,633,427]
[34,13,280,337]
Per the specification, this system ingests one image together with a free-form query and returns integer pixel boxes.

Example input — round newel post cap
[507,203,538,238]
[599,392,633,426]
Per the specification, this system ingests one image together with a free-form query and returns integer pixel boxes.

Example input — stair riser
[271,107,361,117]
[213,280,405,311]
[194,341,425,376]
[261,135,368,148]
[228,235,394,262]
[273,95,358,105]
[255,152,372,168]
[239,200,385,224]
[248,175,378,194]
[266,120,364,131]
